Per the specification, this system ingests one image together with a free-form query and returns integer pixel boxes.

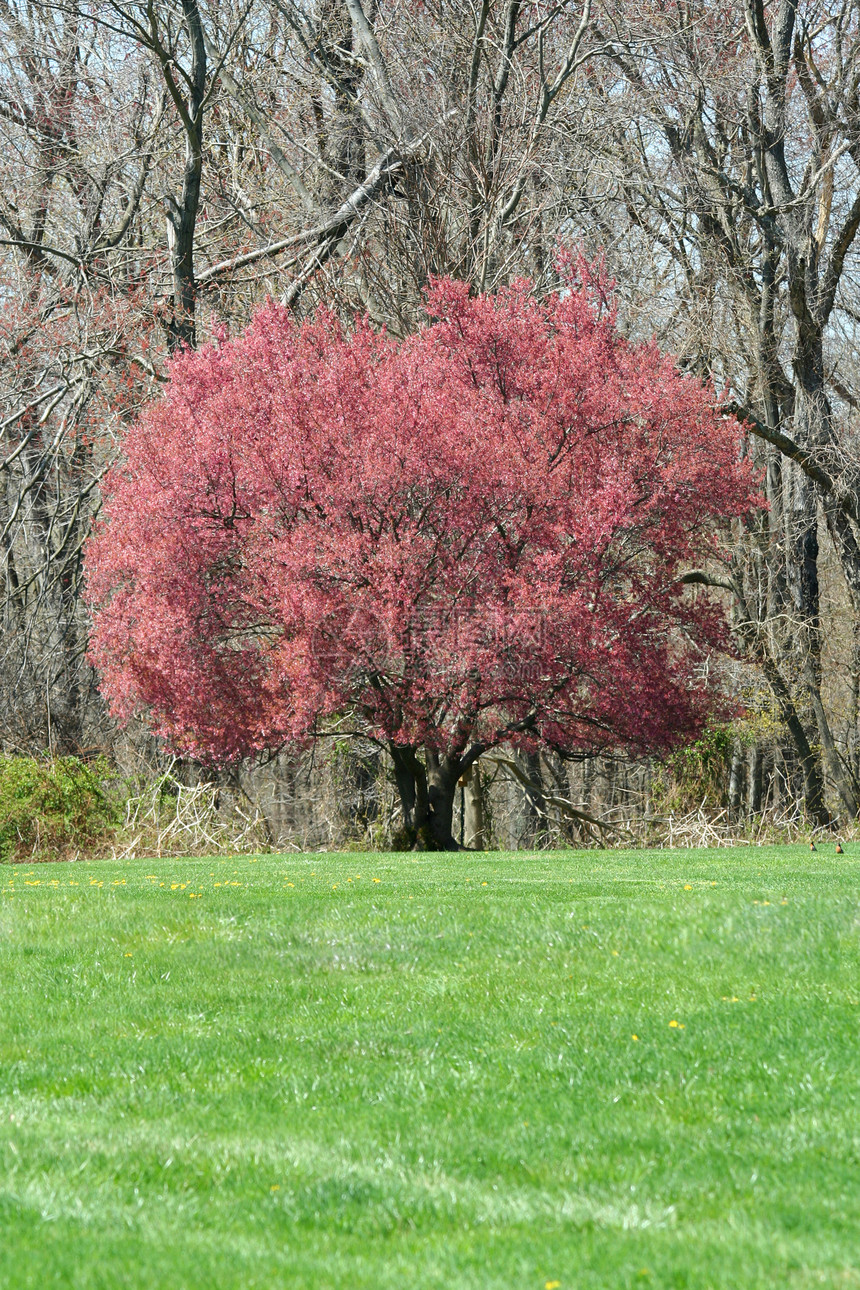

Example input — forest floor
[1,845,858,1289]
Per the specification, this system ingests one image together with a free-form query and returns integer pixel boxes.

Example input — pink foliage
[85,276,760,766]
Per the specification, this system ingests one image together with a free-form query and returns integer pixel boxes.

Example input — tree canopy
[86,273,760,847]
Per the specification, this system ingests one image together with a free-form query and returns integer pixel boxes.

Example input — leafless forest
[3,0,860,848]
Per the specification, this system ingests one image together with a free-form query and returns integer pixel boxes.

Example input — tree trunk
[160,0,206,352]
[806,674,860,820]
[460,762,486,849]
[749,746,764,815]
[389,744,464,850]
[728,741,744,820]
[520,750,548,846]
[733,572,830,827]
[759,653,829,826]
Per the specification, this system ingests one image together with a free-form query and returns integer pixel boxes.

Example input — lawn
[1,845,859,1289]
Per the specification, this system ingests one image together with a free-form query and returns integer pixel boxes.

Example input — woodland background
[3,0,860,851]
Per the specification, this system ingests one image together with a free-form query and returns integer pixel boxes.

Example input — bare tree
[0,1,164,750]
[579,0,860,821]
[0,0,601,760]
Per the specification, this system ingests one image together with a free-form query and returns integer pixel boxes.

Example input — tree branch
[724,400,860,525]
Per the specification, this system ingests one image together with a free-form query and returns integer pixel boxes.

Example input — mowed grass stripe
[1,846,859,1289]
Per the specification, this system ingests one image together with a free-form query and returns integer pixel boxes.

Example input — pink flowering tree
[85,273,760,849]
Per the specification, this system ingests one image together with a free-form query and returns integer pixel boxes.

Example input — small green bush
[0,756,120,863]
[651,723,736,813]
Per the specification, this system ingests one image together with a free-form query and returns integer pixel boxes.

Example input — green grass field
[1,845,859,1289]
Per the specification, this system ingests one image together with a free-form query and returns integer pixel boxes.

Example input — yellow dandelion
[632,1034,639,1041]
[684,883,692,890]
[373,878,381,883]
[669,1019,679,1028]
[546,1281,561,1289]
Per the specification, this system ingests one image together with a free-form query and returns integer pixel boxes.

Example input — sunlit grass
[2,845,859,1288]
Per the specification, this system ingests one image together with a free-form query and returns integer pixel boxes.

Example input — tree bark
[728,741,745,820]
[158,0,206,351]
[389,744,467,850]
[520,750,548,846]
[749,746,764,815]
[460,762,486,849]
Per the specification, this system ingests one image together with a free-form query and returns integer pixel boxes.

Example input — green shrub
[651,724,736,814]
[0,756,120,863]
